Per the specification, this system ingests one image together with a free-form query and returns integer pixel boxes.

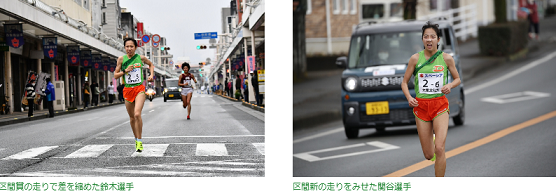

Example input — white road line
[65,145,113,158]
[293,141,400,162]
[6,172,98,177]
[196,143,228,156]
[96,135,264,139]
[252,143,265,155]
[466,50,556,95]
[149,110,155,112]
[92,168,198,176]
[131,144,169,157]
[293,127,344,144]
[2,146,58,160]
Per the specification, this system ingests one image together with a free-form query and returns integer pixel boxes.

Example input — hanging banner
[81,50,92,67]
[102,57,110,71]
[67,45,80,66]
[55,65,59,81]
[4,24,24,48]
[247,56,255,73]
[137,22,144,47]
[42,37,57,59]
[109,59,116,72]
[92,54,102,70]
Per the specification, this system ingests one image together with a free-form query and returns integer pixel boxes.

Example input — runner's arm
[141,55,155,82]
[178,75,185,87]
[441,53,460,94]
[114,56,125,79]
[402,53,419,108]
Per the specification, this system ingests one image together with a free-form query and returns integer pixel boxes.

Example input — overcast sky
[119,0,231,65]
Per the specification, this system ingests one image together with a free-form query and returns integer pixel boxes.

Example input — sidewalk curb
[0,102,125,127]
[218,94,265,113]
[293,110,341,131]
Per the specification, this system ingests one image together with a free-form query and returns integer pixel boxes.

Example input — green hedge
[478,21,528,56]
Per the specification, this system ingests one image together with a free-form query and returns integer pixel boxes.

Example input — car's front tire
[453,92,465,126]
[344,127,359,139]
[164,97,167,102]
[376,127,386,132]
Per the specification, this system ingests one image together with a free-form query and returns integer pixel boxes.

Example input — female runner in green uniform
[401,21,461,177]
[114,38,154,152]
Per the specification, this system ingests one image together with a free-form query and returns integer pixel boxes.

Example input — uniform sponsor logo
[133,63,141,68]
[433,65,444,72]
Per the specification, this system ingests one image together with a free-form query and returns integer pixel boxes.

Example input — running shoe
[136,141,143,152]
[187,115,190,120]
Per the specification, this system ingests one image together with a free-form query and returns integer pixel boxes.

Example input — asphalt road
[293,44,556,177]
[0,92,265,177]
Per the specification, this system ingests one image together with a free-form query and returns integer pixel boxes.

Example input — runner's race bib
[418,73,444,94]
[125,68,141,84]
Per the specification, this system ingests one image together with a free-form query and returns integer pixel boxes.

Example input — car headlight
[345,77,357,91]
[179,88,182,92]
[164,88,168,93]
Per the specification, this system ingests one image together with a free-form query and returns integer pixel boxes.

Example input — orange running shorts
[123,84,145,103]
[413,95,450,122]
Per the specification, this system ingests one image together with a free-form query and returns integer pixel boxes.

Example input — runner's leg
[416,118,435,160]
[133,93,146,140]
[186,92,193,116]
[125,100,137,139]
[182,94,188,109]
[432,112,449,177]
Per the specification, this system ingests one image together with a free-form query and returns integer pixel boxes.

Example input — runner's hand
[408,98,419,108]
[147,76,153,82]
[124,66,133,73]
[441,83,452,94]
[184,82,188,86]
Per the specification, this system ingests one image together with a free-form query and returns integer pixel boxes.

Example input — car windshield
[166,80,179,87]
[348,31,423,68]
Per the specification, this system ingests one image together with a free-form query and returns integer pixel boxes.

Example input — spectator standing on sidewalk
[526,0,540,40]
[44,77,55,118]
[117,83,124,102]
[83,82,90,110]
[108,82,115,103]
[251,71,260,105]
[224,78,229,97]
[91,81,99,106]
[25,79,36,117]
[243,75,249,102]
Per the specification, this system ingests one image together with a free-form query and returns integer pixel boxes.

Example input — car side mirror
[336,56,348,69]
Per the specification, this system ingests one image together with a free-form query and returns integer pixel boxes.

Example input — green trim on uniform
[414,50,449,99]
[432,109,450,121]
[122,54,144,88]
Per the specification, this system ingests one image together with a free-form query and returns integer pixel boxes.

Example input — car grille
[359,76,414,91]
[359,108,414,122]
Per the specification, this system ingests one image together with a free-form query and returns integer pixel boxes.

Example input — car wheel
[453,92,465,126]
[376,127,386,132]
[164,97,167,102]
[344,127,359,139]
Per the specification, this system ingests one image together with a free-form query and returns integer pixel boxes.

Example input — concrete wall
[41,0,92,26]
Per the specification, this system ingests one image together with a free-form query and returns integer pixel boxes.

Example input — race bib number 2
[125,68,141,84]
[418,73,444,94]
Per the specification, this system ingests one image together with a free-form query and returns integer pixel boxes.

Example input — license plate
[366,101,389,115]
[169,94,174,97]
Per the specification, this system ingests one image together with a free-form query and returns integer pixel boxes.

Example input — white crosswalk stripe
[196,143,228,156]
[131,144,169,157]
[65,145,112,158]
[0,143,265,159]
[2,146,58,160]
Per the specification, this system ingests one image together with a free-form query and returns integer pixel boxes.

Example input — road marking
[253,143,265,155]
[384,109,556,177]
[131,144,169,157]
[2,146,58,160]
[466,50,556,95]
[293,127,343,144]
[149,110,155,112]
[95,135,264,139]
[3,172,98,177]
[65,145,113,158]
[294,141,400,162]
[481,91,550,104]
[196,143,228,156]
